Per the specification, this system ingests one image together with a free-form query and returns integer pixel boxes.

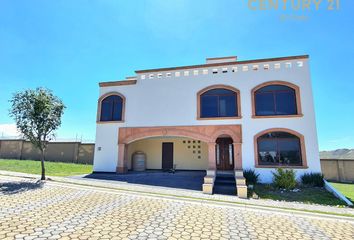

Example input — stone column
[117,143,128,173]
[233,143,242,170]
[207,142,216,171]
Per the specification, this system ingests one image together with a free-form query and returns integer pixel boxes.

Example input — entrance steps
[214,173,236,195]
[202,170,247,198]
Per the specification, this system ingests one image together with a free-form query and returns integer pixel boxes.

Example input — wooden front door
[216,137,234,170]
[162,142,174,170]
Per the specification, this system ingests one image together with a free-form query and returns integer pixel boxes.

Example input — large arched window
[255,130,306,167]
[98,93,125,122]
[252,82,301,117]
[198,85,240,119]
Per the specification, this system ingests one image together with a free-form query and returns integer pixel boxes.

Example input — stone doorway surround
[117,125,242,173]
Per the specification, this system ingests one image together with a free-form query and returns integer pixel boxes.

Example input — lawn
[0,159,93,177]
[330,182,354,203]
[253,184,346,206]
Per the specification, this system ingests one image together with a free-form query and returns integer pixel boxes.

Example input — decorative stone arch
[197,84,242,120]
[117,125,242,173]
[97,91,126,123]
[251,80,302,118]
[119,125,242,144]
[254,128,307,169]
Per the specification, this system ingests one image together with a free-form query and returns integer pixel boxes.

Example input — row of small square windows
[140,61,304,80]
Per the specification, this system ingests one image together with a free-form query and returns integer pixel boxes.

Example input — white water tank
[132,151,146,171]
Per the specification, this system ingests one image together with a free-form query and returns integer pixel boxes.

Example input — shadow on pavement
[83,170,205,191]
[0,180,44,195]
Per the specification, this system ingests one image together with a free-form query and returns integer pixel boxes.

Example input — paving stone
[0,176,353,239]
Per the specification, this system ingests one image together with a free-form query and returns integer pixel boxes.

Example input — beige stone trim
[99,80,137,87]
[118,125,242,144]
[233,143,242,170]
[96,92,126,123]
[251,81,303,118]
[197,84,242,120]
[253,128,308,169]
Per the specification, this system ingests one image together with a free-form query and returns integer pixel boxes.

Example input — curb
[0,170,353,221]
[324,180,353,206]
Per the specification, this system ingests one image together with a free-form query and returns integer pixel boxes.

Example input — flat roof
[135,55,309,74]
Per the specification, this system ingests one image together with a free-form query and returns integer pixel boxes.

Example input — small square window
[285,62,292,68]
[198,145,201,148]
[274,63,281,69]
[193,150,195,154]
[193,140,195,143]
[202,69,208,75]
[175,72,180,77]
[149,74,154,79]
[252,65,259,71]
[166,72,171,77]
[193,70,199,75]
[198,150,201,154]
[242,66,249,71]
[188,141,191,143]
[263,64,270,70]
[184,71,189,76]
[157,73,162,78]
[232,67,237,72]
[188,146,191,149]
[222,68,228,73]
[141,75,146,80]
[183,140,186,144]
[198,156,201,159]
[297,61,304,67]
[197,140,200,143]
[212,69,218,74]
[193,145,196,149]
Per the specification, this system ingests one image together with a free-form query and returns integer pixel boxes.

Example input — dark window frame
[254,84,298,116]
[200,88,239,118]
[257,132,303,167]
[99,95,124,122]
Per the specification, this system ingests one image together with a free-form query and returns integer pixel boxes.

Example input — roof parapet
[206,56,237,64]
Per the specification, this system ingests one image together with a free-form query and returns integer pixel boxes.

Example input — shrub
[301,172,324,187]
[272,168,297,190]
[243,169,260,185]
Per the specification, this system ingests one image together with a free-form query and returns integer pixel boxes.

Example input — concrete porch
[85,170,206,191]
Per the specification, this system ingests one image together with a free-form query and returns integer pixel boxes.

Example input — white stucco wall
[93,57,321,183]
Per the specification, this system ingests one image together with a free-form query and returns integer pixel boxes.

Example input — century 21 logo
[248,0,340,10]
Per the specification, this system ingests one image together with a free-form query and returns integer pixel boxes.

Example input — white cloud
[0,123,21,137]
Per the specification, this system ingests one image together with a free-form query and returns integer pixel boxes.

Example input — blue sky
[0,0,353,150]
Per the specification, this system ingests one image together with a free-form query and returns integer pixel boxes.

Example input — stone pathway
[1,170,354,216]
[0,175,353,240]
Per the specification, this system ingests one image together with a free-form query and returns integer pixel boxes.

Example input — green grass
[330,182,354,203]
[253,184,346,206]
[0,159,93,176]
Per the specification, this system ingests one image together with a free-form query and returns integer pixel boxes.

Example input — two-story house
[93,55,321,197]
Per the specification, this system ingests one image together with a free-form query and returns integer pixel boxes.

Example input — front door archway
[216,137,234,171]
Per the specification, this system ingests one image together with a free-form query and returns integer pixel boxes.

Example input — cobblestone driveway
[0,176,353,240]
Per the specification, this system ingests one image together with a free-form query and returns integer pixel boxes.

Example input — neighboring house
[93,55,321,195]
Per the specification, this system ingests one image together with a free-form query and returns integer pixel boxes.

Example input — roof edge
[99,80,137,87]
[206,56,237,60]
[135,55,309,74]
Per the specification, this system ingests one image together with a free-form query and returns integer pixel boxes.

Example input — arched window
[256,131,303,166]
[198,86,240,119]
[100,95,123,121]
[254,84,298,116]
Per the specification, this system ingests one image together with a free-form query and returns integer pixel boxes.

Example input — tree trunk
[40,149,45,180]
